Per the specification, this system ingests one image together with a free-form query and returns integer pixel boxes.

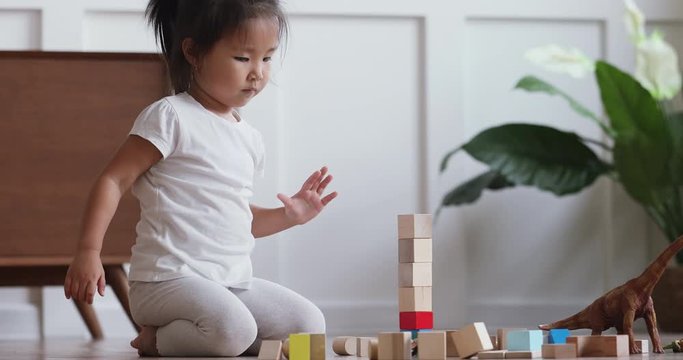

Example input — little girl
[64,0,337,356]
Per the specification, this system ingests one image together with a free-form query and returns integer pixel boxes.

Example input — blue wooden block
[507,330,543,351]
[548,329,570,344]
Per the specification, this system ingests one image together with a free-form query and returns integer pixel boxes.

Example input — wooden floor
[3,335,683,360]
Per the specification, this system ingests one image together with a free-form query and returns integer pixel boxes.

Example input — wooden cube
[399,238,432,263]
[399,287,432,312]
[333,336,356,356]
[507,330,542,351]
[418,331,446,360]
[566,335,628,357]
[258,340,283,360]
[289,333,325,360]
[541,344,577,359]
[451,322,493,358]
[478,350,507,359]
[496,328,525,350]
[378,332,411,360]
[398,214,432,239]
[310,334,326,360]
[399,263,432,287]
[505,350,541,358]
[445,330,459,357]
[399,311,433,330]
[636,339,649,354]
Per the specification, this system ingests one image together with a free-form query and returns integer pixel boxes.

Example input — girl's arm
[64,135,162,304]
[250,166,337,238]
[250,205,296,238]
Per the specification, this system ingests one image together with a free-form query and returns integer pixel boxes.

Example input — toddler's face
[196,17,279,109]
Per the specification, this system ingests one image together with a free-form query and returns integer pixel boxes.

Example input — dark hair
[146,0,288,94]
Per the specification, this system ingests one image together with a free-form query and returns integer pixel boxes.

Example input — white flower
[635,31,682,100]
[624,0,646,43]
[624,0,681,100]
[525,45,595,78]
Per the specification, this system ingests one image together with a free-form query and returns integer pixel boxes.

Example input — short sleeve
[254,131,266,178]
[129,99,179,158]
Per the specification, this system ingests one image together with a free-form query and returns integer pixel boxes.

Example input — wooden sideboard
[0,51,169,338]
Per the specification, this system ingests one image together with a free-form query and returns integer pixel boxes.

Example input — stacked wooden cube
[397,214,433,331]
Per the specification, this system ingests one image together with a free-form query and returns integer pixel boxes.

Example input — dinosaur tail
[538,308,591,330]
[638,235,683,290]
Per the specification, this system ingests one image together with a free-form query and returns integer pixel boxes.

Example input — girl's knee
[205,315,258,356]
[290,303,326,334]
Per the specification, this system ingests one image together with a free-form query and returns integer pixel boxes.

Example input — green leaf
[515,75,615,137]
[441,170,515,207]
[667,112,683,184]
[596,61,673,205]
[440,147,461,173]
[462,123,611,195]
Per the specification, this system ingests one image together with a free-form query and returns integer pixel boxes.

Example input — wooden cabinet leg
[73,300,103,340]
[105,265,141,333]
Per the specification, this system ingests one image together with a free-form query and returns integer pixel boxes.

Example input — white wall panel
[83,11,156,52]
[0,9,40,49]
[277,15,423,316]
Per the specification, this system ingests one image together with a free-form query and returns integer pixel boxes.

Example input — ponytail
[146,0,190,94]
[145,0,177,58]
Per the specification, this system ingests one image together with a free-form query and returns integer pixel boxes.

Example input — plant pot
[652,267,683,332]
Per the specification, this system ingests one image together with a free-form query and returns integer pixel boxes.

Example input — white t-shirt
[127,92,265,289]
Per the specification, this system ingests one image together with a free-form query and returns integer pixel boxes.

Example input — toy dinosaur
[538,235,683,354]
[664,339,683,352]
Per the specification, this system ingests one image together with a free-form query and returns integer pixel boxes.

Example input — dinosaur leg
[622,309,640,354]
[644,301,664,353]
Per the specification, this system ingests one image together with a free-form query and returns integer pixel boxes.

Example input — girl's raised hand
[277,166,338,225]
[64,250,106,304]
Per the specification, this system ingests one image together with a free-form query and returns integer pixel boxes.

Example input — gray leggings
[129,276,326,357]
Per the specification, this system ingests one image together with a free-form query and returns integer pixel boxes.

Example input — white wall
[0,0,680,339]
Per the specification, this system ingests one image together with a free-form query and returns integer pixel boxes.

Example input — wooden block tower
[397,214,433,331]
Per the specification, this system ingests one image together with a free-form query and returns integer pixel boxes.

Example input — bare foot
[130,326,160,357]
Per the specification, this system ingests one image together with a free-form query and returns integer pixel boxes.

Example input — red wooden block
[400,311,433,330]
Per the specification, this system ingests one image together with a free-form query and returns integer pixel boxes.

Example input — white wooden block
[258,340,283,360]
[398,214,432,239]
[399,238,432,263]
[452,322,493,358]
[398,286,432,312]
[399,263,432,287]
[636,339,649,354]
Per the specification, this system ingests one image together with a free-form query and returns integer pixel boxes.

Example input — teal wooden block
[507,330,542,351]
[548,329,570,344]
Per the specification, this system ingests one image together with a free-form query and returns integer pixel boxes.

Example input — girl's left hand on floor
[277,166,338,225]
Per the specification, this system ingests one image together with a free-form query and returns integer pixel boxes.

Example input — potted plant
[439,0,683,330]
